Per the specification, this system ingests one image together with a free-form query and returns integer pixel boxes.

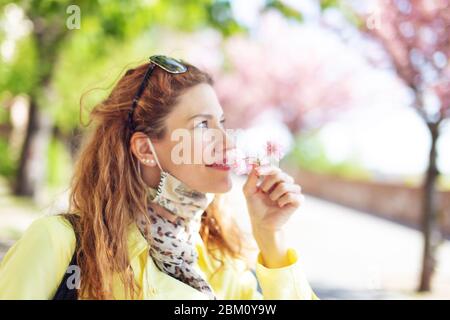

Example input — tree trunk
[13,13,67,199]
[418,122,442,292]
[14,97,53,199]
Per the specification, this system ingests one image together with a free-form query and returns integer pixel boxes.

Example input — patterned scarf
[136,182,217,300]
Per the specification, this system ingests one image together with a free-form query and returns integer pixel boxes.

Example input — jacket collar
[127,221,149,260]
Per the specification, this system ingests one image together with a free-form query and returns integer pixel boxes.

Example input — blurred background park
[1,0,450,299]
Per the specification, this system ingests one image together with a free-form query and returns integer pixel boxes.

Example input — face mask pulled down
[136,137,217,300]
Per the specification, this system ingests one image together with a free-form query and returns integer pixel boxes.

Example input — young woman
[0,55,318,300]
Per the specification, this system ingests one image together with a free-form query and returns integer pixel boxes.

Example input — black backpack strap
[53,214,80,300]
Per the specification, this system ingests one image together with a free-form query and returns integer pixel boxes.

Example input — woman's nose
[211,127,236,160]
[224,130,236,150]
[221,130,237,164]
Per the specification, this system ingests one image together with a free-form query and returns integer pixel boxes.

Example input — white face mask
[146,138,215,220]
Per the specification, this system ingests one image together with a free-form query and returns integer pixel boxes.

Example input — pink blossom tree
[358,0,450,291]
[211,12,371,132]
[161,10,393,133]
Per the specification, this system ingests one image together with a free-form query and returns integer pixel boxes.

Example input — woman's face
[132,83,235,194]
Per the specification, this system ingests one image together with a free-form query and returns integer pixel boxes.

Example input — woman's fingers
[256,164,295,192]
[268,182,301,202]
[260,172,294,193]
[255,164,281,176]
[254,164,304,207]
[243,165,259,196]
[277,192,305,208]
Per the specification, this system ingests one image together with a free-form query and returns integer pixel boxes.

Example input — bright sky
[318,104,450,176]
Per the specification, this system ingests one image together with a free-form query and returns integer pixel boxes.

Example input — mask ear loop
[146,137,168,202]
[130,147,155,251]
[137,138,161,251]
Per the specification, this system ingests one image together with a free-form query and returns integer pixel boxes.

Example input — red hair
[67,61,248,299]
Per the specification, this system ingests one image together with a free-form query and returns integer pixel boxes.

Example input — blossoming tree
[359,0,450,291]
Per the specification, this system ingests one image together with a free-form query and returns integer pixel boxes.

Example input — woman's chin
[210,173,233,193]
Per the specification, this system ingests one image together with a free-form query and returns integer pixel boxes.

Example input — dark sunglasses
[127,55,188,131]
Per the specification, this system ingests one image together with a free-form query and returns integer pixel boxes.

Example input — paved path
[280,196,450,299]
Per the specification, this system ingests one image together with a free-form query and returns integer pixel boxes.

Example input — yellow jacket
[0,215,318,300]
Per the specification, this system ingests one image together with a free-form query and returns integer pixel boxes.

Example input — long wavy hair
[67,60,248,299]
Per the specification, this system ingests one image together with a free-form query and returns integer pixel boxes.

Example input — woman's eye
[220,119,226,128]
[195,120,208,129]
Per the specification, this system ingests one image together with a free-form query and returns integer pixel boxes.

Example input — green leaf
[264,0,303,22]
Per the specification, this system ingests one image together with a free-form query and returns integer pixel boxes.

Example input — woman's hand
[242,164,304,268]
[243,164,304,232]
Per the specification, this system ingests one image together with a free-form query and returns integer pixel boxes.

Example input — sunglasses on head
[127,55,188,131]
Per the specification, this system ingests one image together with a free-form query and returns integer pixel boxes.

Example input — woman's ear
[130,132,157,167]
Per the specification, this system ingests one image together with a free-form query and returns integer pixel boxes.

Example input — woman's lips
[205,162,231,171]
[205,155,231,170]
